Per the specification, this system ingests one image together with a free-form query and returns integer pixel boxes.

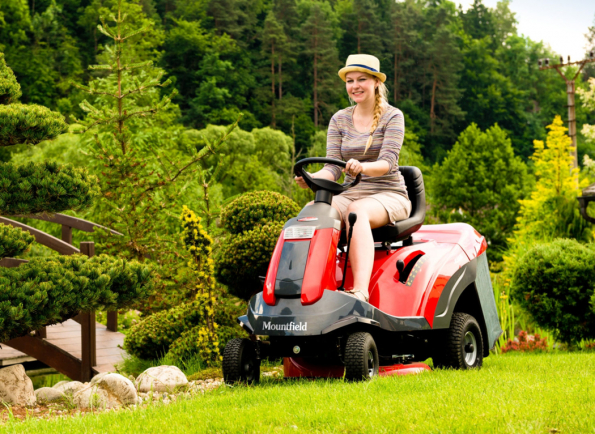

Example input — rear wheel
[222,338,261,384]
[433,312,483,370]
[344,332,379,381]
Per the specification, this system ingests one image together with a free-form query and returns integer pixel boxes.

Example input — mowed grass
[4,352,595,434]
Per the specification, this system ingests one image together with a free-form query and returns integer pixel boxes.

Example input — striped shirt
[322,104,408,198]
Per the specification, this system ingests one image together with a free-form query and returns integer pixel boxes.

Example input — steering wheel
[294,157,361,194]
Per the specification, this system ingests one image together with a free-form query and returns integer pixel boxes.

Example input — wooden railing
[0,213,123,381]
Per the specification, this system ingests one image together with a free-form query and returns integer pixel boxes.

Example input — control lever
[396,260,405,283]
[338,213,357,291]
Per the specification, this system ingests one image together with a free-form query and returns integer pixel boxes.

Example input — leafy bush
[215,221,284,300]
[511,239,595,344]
[0,224,34,258]
[220,191,300,234]
[0,255,154,342]
[0,161,99,215]
[124,300,202,360]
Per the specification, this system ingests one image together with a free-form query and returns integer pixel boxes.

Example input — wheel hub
[367,350,375,378]
[463,331,477,366]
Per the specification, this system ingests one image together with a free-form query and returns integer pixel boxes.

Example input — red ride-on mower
[222,158,503,382]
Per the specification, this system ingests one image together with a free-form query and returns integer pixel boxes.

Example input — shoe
[345,290,369,302]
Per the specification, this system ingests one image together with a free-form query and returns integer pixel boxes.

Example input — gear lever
[338,212,357,291]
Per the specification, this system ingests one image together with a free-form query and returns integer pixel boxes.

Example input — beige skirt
[332,190,411,223]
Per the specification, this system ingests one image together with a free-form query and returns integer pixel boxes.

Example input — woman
[295,54,411,302]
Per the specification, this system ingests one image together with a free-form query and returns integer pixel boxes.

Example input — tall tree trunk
[314,42,318,128]
[430,73,437,134]
[393,52,398,104]
[357,21,362,53]
[271,43,276,128]
[279,54,283,100]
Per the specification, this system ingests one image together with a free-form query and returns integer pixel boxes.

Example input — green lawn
[4,352,595,433]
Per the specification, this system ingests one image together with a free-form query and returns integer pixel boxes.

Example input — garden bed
[2,352,595,433]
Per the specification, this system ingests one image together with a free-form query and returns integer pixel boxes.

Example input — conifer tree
[72,0,239,307]
[300,2,341,127]
[262,11,288,127]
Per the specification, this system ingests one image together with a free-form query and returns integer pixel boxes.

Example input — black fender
[432,252,503,352]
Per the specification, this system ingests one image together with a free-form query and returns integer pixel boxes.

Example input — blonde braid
[364,81,387,154]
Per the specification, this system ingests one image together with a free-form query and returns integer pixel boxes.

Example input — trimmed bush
[0,161,99,215]
[124,301,202,360]
[0,224,34,258]
[0,104,68,147]
[0,53,21,105]
[220,191,300,235]
[125,294,248,361]
[511,239,595,344]
[0,255,154,342]
[215,221,284,300]
[166,324,246,363]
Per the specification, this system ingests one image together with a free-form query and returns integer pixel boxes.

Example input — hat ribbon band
[347,64,379,73]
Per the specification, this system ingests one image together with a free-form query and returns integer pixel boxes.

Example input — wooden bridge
[0,213,128,382]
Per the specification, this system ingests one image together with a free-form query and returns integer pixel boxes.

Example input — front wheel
[344,332,379,381]
[222,338,261,384]
[433,312,484,370]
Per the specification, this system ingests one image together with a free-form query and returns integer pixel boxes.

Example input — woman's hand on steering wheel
[344,159,364,177]
[294,175,308,189]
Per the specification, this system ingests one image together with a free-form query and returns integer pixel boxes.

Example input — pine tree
[300,1,341,127]
[262,11,287,127]
[72,0,239,267]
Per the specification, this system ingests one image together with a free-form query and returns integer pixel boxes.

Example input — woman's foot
[345,289,369,302]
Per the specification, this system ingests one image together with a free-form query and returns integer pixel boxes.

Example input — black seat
[340,166,426,245]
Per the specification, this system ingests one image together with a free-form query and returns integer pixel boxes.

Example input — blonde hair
[364,81,388,154]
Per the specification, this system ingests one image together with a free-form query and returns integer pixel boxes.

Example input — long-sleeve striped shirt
[322,104,408,198]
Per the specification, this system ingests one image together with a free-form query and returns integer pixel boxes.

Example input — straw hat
[338,54,386,83]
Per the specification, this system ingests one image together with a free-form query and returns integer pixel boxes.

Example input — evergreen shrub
[220,191,300,234]
[125,294,248,361]
[166,324,246,363]
[215,221,284,300]
[511,239,595,344]
[124,301,202,360]
[0,255,154,342]
[0,53,21,105]
[0,161,99,214]
[0,104,69,147]
[0,224,34,258]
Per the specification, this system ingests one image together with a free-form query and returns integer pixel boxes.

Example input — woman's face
[345,71,377,105]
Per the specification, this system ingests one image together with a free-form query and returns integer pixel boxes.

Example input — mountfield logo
[262,321,307,331]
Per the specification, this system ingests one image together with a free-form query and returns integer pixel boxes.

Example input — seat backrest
[339,166,426,245]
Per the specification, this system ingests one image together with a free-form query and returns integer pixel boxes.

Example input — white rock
[136,366,188,393]
[90,372,112,385]
[96,373,138,406]
[0,365,36,406]
[54,381,85,396]
[35,387,65,404]
[52,380,70,389]
[73,385,109,409]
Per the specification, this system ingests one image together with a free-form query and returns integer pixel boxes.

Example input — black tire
[222,338,261,384]
[344,332,379,381]
[433,312,484,370]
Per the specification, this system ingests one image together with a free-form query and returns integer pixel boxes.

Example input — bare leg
[344,198,390,297]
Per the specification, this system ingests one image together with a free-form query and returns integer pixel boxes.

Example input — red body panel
[301,228,340,305]
[263,232,285,305]
[264,222,487,329]
[283,357,430,378]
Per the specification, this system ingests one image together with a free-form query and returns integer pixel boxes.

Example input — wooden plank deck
[0,320,127,374]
